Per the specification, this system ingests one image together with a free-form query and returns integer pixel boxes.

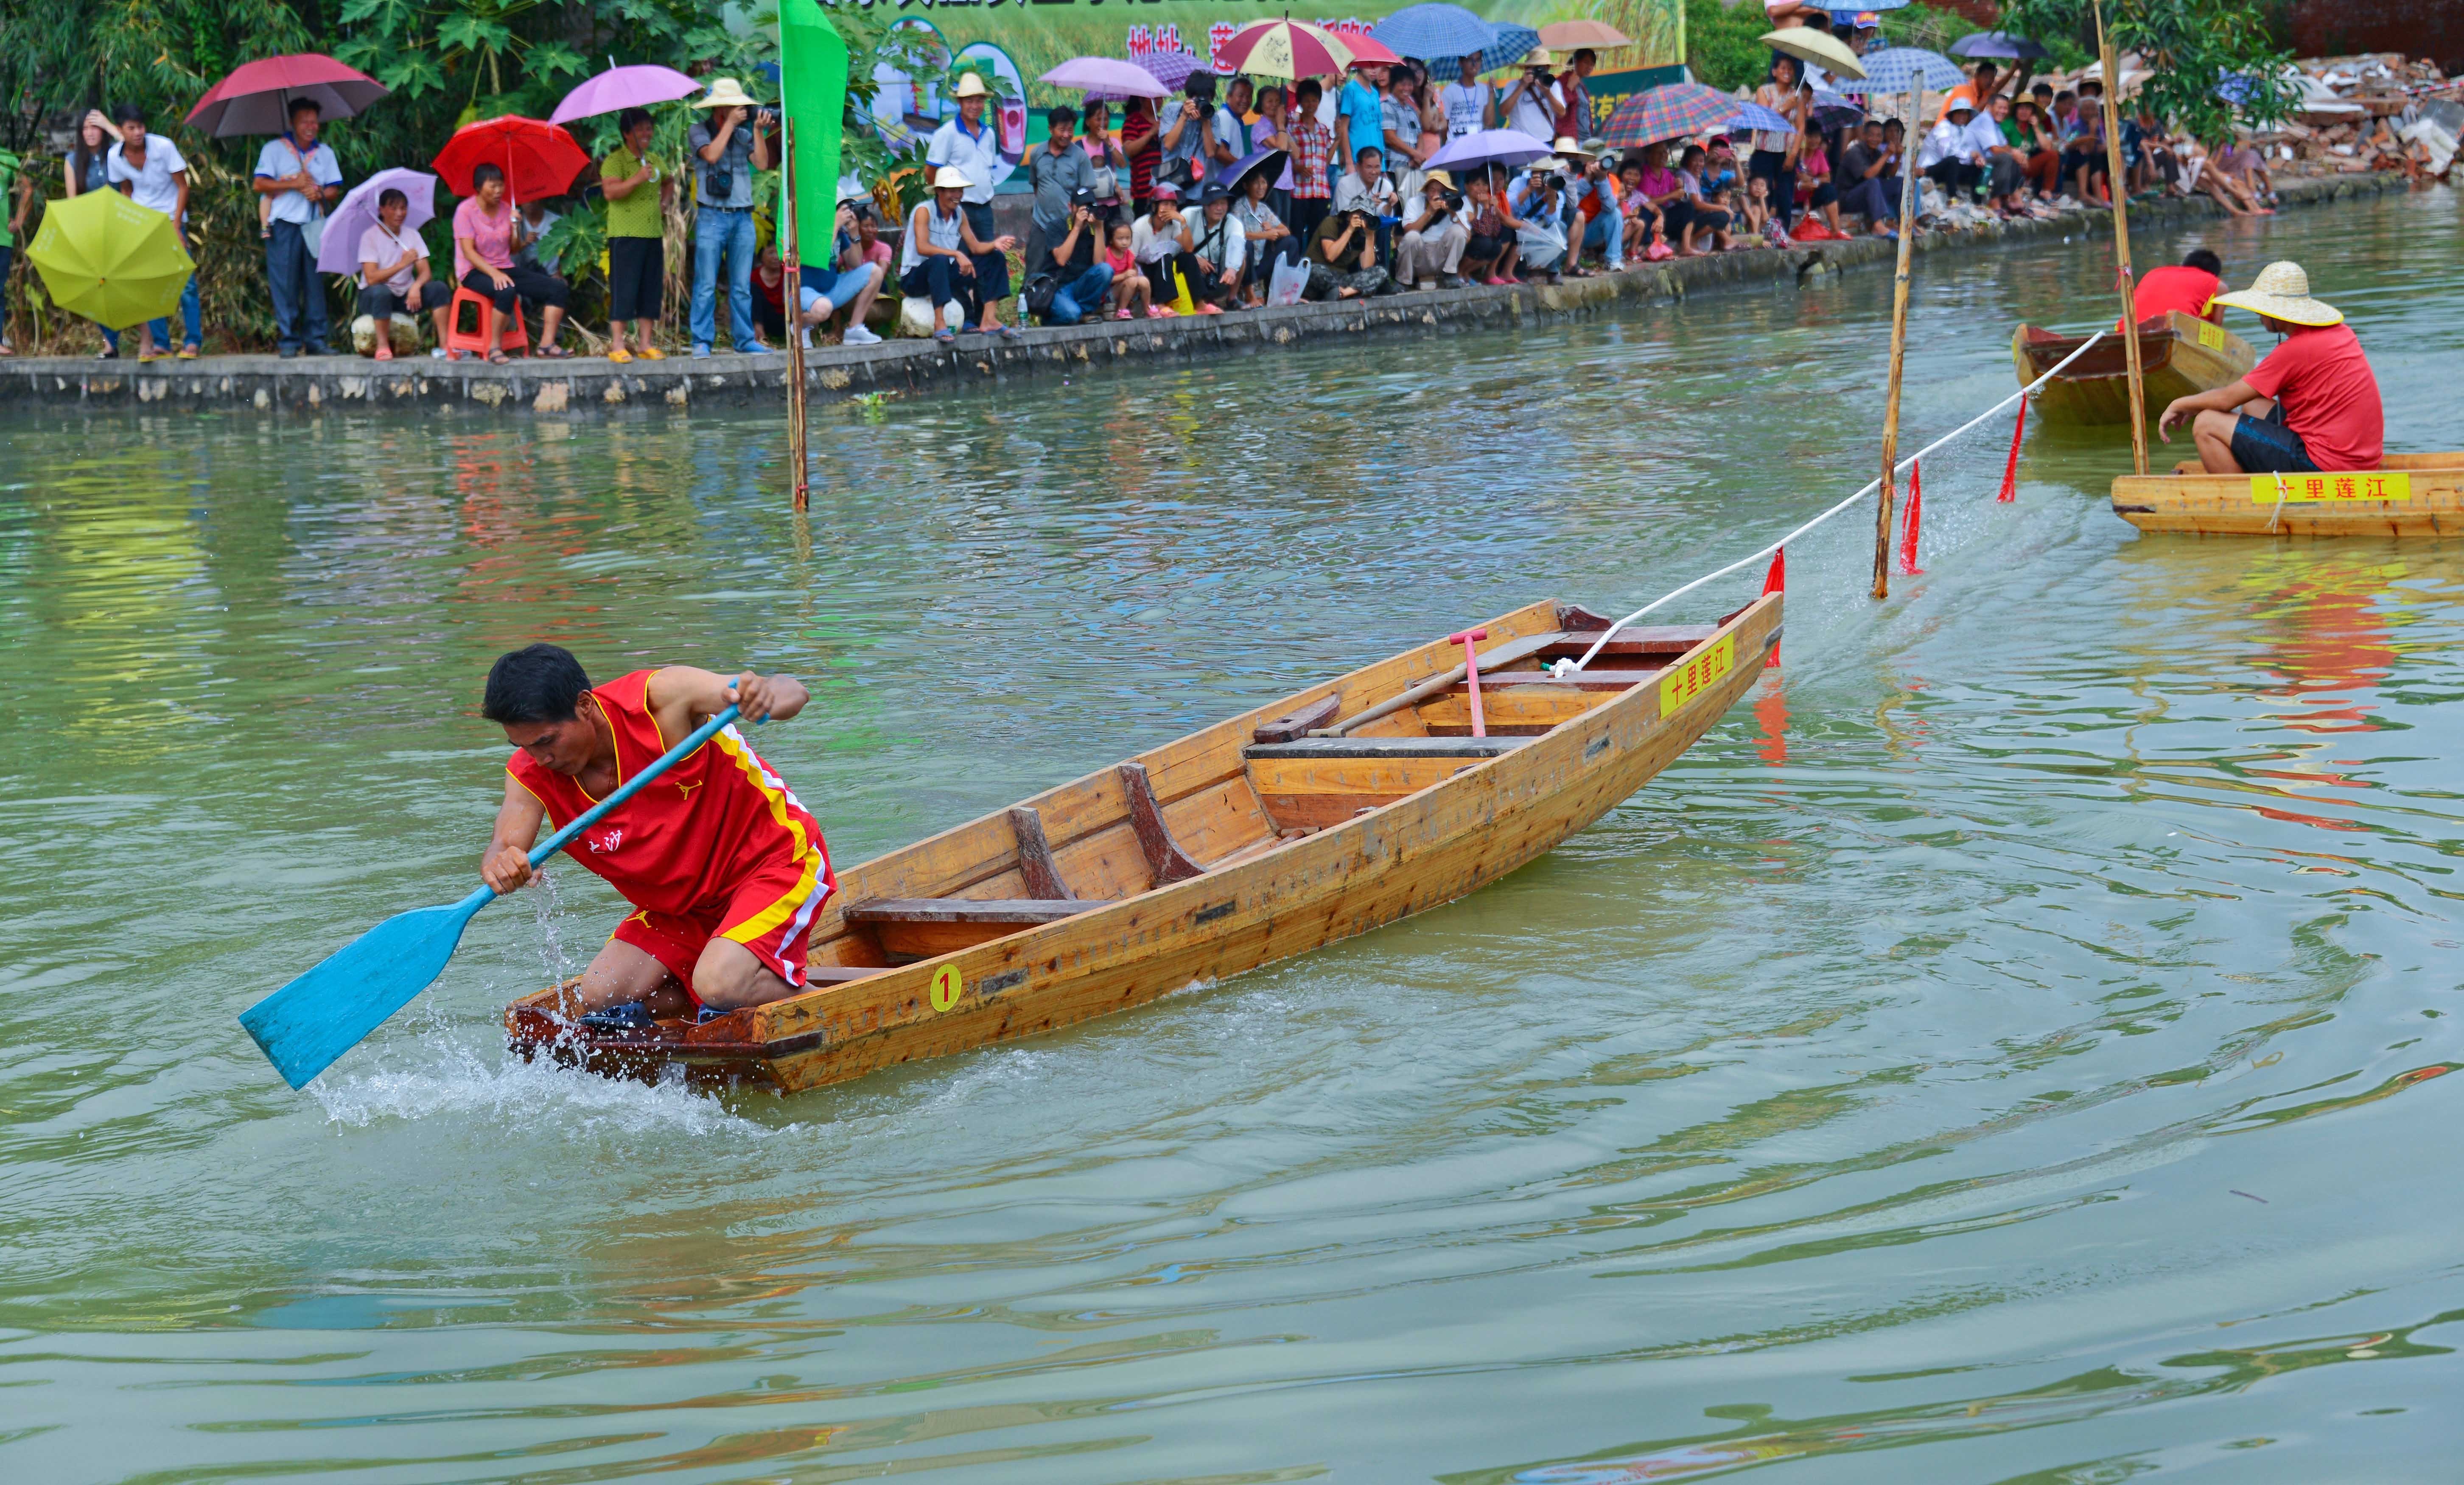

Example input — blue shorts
[2230,405,2318,476]
[798,263,876,315]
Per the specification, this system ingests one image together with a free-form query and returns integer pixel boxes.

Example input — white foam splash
[308,1025,774,1141]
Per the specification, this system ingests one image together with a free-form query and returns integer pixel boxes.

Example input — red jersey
[508,669,834,925]
[2124,265,2221,329]
[2243,322,2383,472]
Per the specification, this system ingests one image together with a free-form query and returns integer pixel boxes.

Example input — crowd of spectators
[0,47,2319,362]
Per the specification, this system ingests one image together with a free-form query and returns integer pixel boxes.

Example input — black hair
[1680,144,1707,167]
[1357,143,1383,162]
[484,644,591,724]
[616,106,653,134]
[289,96,322,119]
[1256,84,1285,112]
[1185,72,1217,100]
[1047,105,1077,130]
[378,187,407,210]
[2183,248,2224,276]
[1295,78,1323,104]
[112,101,144,126]
[472,162,506,190]
[1572,48,1596,66]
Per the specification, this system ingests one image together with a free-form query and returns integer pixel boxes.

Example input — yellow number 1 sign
[930,964,963,1013]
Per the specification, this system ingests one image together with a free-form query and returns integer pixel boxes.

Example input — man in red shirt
[478,644,835,1022]
[2122,247,2223,329]
[2156,260,2382,474]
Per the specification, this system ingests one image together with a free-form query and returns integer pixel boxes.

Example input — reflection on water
[3,189,2464,1483]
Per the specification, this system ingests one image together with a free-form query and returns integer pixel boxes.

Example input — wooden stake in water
[782,116,812,511]
[2094,0,2148,476]
[1873,84,1924,601]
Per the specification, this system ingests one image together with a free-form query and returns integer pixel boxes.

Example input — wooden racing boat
[2111,453,2464,536]
[506,595,1781,1092]
[2013,310,2256,426]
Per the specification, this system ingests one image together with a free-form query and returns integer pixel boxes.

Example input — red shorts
[609,849,834,1005]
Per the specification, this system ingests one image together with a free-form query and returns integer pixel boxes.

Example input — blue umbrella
[1949,31,2050,61]
[1836,47,1964,95]
[1371,3,1497,62]
[1428,24,1542,77]
[1824,0,1910,20]
[1724,101,1797,133]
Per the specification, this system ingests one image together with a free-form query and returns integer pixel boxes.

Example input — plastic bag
[1266,255,1309,307]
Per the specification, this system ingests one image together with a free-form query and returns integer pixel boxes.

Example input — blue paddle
[240,703,749,1090]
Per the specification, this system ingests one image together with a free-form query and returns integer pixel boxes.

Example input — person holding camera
[1395,171,1468,289]
[1500,48,1562,143]
[1509,160,1571,282]
[1033,198,1116,325]
[1028,106,1097,272]
[687,77,774,358]
[1333,144,1400,264]
[927,73,1019,336]
[1566,146,1626,275]
[1156,76,1211,198]
[1305,202,1388,301]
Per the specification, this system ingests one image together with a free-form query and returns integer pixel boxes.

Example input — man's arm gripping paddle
[238,674,778,1090]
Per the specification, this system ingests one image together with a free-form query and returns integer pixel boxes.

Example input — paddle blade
[239,897,484,1089]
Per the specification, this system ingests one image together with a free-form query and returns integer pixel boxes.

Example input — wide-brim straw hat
[2213,260,2343,327]
[930,165,972,190]
[696,76,759,110]
[952,73,991,100]
[1528,47,1557,67]
[1550,135,1594,160]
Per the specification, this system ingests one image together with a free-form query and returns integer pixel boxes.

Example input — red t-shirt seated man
[2122,247,2225,328]
[2154,259,2383,475]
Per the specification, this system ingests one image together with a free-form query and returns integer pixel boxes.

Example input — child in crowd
[1741,175,1785,246]
[1103,221,1154,318]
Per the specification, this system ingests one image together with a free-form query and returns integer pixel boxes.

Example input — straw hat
[951,73,990,100]
[2213,260,2343,327]
[1424,168,1453,189]
[1527,46,1556,67]
[1550,135,1594,161]
[930,165,972,190]
[695,76,759,110]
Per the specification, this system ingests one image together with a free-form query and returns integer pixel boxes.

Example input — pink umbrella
[1039,57,1170,99]
[550,64,703,125]
[187,53,387,137]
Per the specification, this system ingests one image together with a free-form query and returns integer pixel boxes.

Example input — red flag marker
[1998,395,2027,502]
[1761,548,1784,667]
[1897,460,1925,576]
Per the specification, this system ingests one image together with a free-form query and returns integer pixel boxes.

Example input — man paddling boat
[479,644,834,1020]
[2157,260,2383,476]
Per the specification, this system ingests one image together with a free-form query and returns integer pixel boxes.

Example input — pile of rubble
[2249,53,2460,180]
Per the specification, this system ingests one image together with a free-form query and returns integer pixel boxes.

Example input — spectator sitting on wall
[1035,196,1117,325]
[452,161,572,361]
[1230,165,1296,306]
[792,199,887,346]
[1182,180,1245,314]
[1458,170,1521,285]
[1102,219,1155,319]
[253,95,342,358]
[901,166,991,343]
[1129,181,1192,314]
[355,186,450,361]
[515,199,561,266]
[1306,203,1388,301]
[1027,105,1094,277]
[927,73,1021,337]
[1394,169,1468,290]
[1510,158,1571,282]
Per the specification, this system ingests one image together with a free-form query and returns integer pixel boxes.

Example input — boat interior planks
[506,595,1783,1091]
[2113,454,2464,535]
[2013,310,2256,426]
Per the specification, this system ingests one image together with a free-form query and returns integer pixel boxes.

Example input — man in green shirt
[599,108,673,361]
[0,148,28,355]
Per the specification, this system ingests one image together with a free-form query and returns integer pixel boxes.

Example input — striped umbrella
[1599,82,1751,149]
[1835,47,1965,95]
[1215,19,1356,81]
[1427,25,1541,77]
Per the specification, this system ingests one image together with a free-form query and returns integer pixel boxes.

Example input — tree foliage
[1999,0,2299,144]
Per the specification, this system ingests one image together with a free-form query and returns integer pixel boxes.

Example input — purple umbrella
[315,167,439,276]
[550,64,701,125]
[1040,57,1170,99]
[1423,128,1554,177]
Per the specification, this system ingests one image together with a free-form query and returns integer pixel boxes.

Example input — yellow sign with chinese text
[2250,472,2412,504]
[1659,633,1737,716]
[2196,321,2226,351]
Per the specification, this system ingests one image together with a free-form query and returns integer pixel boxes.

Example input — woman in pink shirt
[452,163,572,361]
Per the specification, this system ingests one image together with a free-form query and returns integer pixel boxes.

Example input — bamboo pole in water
[1872,84,1924,600]
[782,117,812,511]
[2094,0,2148,475]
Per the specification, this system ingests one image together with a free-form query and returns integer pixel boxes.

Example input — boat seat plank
[844,898,1116,926]
[1244,736,1532,761]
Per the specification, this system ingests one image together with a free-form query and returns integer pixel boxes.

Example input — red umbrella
[1336,31,1403,67]
[187,53,388,137]
[431,116,590,202]
[1215,20,1359,81]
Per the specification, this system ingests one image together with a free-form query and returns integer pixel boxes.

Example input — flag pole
[1873,81,1924,600]
[2094,0,2148,475]
[781,115,811,512]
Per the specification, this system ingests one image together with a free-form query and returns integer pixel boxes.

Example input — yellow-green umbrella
[26,190,194,331]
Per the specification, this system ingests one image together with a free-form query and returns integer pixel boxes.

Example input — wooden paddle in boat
[2013,311,2255,427]
[505,595,1782,1092]
[2110,452,2464,536]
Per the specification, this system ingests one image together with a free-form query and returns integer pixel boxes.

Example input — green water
[5,188,2463,1484]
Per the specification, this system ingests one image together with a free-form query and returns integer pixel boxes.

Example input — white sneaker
[842,325,882,346]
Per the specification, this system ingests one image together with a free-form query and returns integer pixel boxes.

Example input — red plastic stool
[445,287,529,358]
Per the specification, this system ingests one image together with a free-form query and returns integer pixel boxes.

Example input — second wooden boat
[2111,453,2464,536]
[2013,311,2256,426]
[506,595,1781,1092]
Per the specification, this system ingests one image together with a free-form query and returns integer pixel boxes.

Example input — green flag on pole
[778,0,850,257]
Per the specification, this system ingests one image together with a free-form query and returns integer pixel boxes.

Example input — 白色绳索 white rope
[1556,325,2119,675]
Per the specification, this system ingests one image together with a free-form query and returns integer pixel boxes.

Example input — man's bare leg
[691,936,798,1011]
[563,937,692,1018]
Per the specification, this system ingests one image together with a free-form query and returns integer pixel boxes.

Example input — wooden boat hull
[2013,311,2256,426]
[506,596,1782,1092]
[2112,454,2464,536]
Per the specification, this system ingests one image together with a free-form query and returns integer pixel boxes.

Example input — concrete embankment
[0,174,2403,418]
